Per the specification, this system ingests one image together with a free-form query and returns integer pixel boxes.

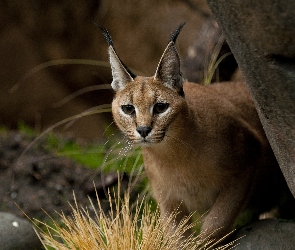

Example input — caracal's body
[102,24,294,240]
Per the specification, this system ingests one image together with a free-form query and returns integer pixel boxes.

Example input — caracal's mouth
[126,130,166,146]
[131,137,165,147]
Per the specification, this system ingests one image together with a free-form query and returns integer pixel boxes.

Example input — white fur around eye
[119,108,128,117]
[159,106,170,116]
[149,105,154,115]
[119,105,138,117]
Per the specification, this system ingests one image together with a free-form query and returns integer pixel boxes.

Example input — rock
[232,219,295,249]
[206,0,295,197]
[0,212,42,250]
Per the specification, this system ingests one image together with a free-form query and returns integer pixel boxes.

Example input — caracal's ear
[100,27,136,92]
[154,23,185,95]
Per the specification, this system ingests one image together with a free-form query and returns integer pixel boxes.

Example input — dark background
[0,0,217,141]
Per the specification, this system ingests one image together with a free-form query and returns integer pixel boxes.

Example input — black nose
[136,126,152,138]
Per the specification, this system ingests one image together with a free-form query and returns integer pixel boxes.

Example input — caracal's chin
[131,137,165,147]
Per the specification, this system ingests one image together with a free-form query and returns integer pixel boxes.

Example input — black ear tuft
[169,22,186,43]
[154,23,185,95]
[99,26,137,80]
[100,27,114,47]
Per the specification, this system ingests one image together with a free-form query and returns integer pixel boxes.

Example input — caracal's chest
[142,149,220,213]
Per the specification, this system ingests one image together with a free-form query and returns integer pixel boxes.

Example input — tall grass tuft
[33,183,238,250]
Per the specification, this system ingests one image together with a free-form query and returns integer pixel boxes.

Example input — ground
[0,131,122,223]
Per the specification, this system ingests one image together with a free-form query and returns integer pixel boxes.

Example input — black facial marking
[178,88,185,97]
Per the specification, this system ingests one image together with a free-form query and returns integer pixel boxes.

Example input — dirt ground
[0,131,122,222]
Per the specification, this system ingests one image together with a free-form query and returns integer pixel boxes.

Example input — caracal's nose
[136,126,152,138]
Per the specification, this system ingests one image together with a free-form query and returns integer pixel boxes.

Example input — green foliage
[44,133,143,174]
[0,125,8,134]
[15,122,139,173]
[203,36,232,85]
[18,121,36,137]
[45,134,105,169]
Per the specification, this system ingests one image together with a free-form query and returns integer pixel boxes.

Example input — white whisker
[165,134,199,154]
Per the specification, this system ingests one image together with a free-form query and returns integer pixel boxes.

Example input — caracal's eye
[153,103,169,114]
[121,105,135,115]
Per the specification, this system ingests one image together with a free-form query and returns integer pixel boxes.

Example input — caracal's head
[101,24,187,146]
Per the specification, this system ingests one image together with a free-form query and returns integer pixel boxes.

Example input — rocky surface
[206,0,295,197]
[0,212,42,250]
[233,219,295,249]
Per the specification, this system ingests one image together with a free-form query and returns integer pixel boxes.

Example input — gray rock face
[0,212,42,250]
[233,219,295,249]
[206,0,295,197]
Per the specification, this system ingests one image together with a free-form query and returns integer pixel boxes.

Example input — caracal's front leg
[201,172,252,241]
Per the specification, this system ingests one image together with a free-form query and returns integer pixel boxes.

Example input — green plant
[44,132,144,175]
[16,118,143,176]
[0,125,8,134]
[203,36,232,85]
[18,121,36,137]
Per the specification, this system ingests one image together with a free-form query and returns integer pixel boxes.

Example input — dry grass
[33,182,238,250]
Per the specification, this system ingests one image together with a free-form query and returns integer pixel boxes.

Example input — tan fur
[105,25,293,241]
[112,77,292,239]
